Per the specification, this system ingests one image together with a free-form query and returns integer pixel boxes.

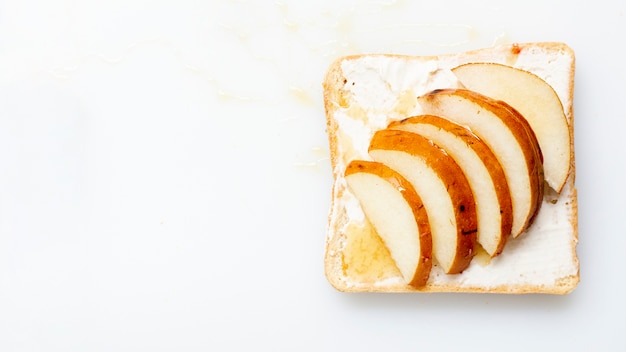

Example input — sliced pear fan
[390,115,513,257]
[418,89,543,238]
[368,129,477,274]
[453,63,571,193]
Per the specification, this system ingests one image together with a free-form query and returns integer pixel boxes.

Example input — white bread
[323,42,579,294]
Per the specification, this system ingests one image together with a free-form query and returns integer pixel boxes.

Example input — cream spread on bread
[328,45,578,290]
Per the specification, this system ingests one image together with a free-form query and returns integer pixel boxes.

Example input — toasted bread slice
[323,42,578,294]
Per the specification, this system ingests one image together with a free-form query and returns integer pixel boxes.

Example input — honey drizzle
[342,220,401,282]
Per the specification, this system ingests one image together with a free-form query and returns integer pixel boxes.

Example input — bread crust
[323,42,578,294]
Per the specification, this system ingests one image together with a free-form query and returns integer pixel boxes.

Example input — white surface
[0,0,623,350]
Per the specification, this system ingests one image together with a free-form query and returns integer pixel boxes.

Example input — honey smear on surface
[342,219,400,282]
[393,89,418,118]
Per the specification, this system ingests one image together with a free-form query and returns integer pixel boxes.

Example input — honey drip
[394,89,417,117]
[342,220,401,283]
[337,129,359,167]
[472,245,492,267]
[343,101,368,124]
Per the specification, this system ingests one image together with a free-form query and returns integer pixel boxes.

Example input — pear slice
[453,63,571,193]
[390,115,513,257]
[345,160,433,287]
[369,129,477,274]
[418,89,543,238]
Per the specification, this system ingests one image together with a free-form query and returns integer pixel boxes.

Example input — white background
[0,0,624,350]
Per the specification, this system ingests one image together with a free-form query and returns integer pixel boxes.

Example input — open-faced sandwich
[323,42,578,294]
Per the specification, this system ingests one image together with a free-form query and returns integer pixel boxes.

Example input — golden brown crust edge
[323,42,578,294]
[322,57,347,291]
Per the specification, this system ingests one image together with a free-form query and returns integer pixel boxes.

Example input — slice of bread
[323,42,579,294]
